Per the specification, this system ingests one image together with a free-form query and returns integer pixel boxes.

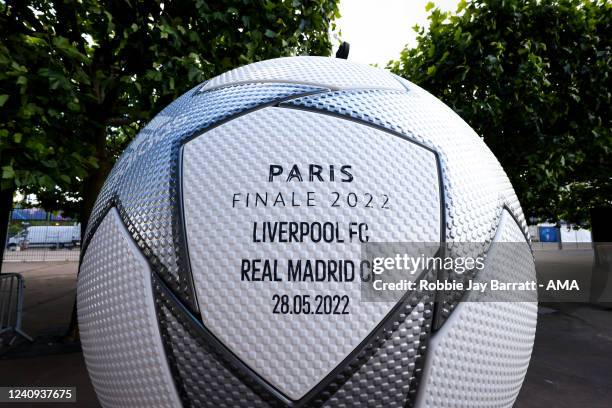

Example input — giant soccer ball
[77,57,537,408]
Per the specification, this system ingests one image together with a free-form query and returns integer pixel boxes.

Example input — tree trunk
[0,188,14,274]
[591,207,612,244]
[65,126,112,341]
[79,125,112,242]
[78,163,111,242]
[590,206,612,306]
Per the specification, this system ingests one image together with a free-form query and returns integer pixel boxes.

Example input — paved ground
[0,250,611,407]
[0,262,99,407]
[516,303,612,408]
[1,262,77,337]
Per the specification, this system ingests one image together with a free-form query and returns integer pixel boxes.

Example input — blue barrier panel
[539,226,559,242]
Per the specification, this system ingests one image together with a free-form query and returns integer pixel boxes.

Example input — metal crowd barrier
[3,246,80,262]
[0,273,33,346]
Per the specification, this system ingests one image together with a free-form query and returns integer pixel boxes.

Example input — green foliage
[1,0,340,218]
[0,3,94,195]
[389,0,611,226]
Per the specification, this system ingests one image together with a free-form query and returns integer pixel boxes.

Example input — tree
[389,0,611,230]
[0,0,340,267]
[0,2,95,264]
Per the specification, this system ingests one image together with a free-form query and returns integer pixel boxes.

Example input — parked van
[7,225,81,249]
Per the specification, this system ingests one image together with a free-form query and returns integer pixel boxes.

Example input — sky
[333,0,459,66]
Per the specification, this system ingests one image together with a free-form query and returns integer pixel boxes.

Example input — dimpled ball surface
[77,56,537,408]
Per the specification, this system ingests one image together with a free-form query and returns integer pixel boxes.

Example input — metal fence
[3,209,80,262]
[0,273,32,346]
[528,224,593,250]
